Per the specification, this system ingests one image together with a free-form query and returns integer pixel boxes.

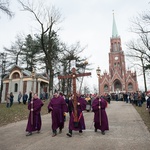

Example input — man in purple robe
[66,94,87,137]
[48,92,68,137]
[92,95,109,135]
[26,93,44,136]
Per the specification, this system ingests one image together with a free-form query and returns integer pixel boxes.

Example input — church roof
[3,65,49,81]
[23,69,31,76]
[112,12,119,38]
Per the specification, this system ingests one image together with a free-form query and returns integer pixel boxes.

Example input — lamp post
[96,66,101,96]
[31,67,35,94]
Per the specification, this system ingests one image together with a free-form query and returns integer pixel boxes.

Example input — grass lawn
[134,102,150,132]
[0,100,150,133]
[0,100,49,127]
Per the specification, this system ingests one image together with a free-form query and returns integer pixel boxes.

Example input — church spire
[112,11,119,38]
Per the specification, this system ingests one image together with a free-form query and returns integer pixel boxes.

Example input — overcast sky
[0,0,150,92]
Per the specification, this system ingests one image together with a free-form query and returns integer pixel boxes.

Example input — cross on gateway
[58,67,91,123]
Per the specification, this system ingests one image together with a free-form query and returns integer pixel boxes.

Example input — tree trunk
[141,58,147,92]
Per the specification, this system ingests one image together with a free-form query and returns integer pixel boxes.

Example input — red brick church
[99,14,139,94]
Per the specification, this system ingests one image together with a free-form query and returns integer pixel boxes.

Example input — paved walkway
[0,101,150,150]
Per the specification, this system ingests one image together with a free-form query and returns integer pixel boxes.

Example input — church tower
[99,13,138,94]
[109,13,126,92]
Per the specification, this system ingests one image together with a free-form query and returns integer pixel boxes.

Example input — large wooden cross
[58,67,91,123]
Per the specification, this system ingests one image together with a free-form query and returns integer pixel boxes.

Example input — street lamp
[96,66,101,96]
[31,67,35,94]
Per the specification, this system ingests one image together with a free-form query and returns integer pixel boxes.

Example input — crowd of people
[25,92,109,137]
[4,89,150,137]
[108,91,150,114]
[110,91,148,107]
[4,91,48,108]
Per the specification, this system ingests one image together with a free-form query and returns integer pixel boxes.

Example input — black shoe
[26,132,32,136]
[66,133,72,137]
[95,128,97,132]
[101,131,105,135]
[79,130,82,133]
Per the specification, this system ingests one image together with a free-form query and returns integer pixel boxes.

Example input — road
[0,101,150,150]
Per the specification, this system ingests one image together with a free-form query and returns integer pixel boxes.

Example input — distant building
[1,65,49,102]
[99,14,138,94]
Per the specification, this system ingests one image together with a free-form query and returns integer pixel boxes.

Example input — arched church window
[14,83,18,92]
[104,84,108,92]
[113,42,120,51]
[12,72,20,79]
[128,83,133,91]
[113,43,118,51]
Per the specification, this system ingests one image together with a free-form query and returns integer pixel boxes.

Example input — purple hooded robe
[48,96,68,131]
[26,98,44,132]
[68,96,87,131]
[92,97,109,131]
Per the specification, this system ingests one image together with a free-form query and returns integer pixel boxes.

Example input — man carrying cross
[66,92,87,137]
[58,61,91,137]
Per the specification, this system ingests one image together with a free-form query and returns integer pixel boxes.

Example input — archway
[104,84,109,93]
[113,79,122,92]
[128,82,133,91]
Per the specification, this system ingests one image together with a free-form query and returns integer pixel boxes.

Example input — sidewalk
[0,101,150,150]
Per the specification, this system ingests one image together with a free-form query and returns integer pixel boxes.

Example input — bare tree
[18,0,92,95]
[59,42,91,95]
[4,34,25,67]
[18,0,63,96]
[126,9,150,92]
[126,47,148,91]
[0,0,14,18]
